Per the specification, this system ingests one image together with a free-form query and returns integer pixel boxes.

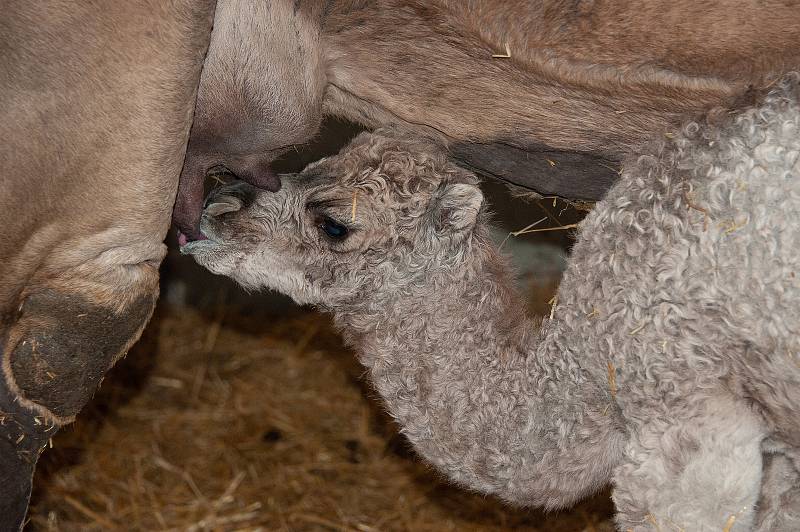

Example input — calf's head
[181,131,485,308]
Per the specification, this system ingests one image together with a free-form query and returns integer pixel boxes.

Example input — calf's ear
[429,182,484,238]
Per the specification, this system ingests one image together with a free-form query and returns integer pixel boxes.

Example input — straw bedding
[27,262,613,531]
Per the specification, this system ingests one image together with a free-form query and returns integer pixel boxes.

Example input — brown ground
[26,271,614,531]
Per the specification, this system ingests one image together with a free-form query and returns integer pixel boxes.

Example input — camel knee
[613,397,765,531]
[0,262,157,532]
[2,265,159,423]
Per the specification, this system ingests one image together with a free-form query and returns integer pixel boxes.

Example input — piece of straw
[510,216,548,237]
[516,223,578,235]
[607,361,617,399]
[722,514,737,532]
[491,42,511,58]
[351,190,358,223]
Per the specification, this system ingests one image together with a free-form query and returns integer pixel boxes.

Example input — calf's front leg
[613,396,764,531]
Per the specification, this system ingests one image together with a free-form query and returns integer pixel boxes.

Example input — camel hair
[182,75,800,530]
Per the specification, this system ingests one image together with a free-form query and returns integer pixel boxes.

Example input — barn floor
[26,288,615,531]
[26,124,615,531]
[28,278,617,531]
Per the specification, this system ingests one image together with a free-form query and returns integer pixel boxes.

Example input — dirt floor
[27,284,615,531]
[26,124,615,531]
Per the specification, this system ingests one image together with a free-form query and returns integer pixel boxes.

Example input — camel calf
[184,76,800,529]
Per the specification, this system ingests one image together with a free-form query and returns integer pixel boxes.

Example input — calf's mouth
[179,181,253,254]
[174,153,281,245]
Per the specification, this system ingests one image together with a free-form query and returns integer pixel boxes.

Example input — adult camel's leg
[0,1,216,528]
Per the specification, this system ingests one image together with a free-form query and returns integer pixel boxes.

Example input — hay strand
[516,223,579,234]
[607,361,617,399]
[722,514,737,532]
[351,190,358,223]
[491,42,511,58]
[62,495,117,530]
[510,216,548,237]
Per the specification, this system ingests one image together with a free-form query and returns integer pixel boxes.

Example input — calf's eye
[319,216,349,240]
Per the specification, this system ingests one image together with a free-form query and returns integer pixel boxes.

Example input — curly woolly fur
[184,75,800,530]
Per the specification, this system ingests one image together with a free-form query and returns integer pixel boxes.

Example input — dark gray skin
[174,0,800,241]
